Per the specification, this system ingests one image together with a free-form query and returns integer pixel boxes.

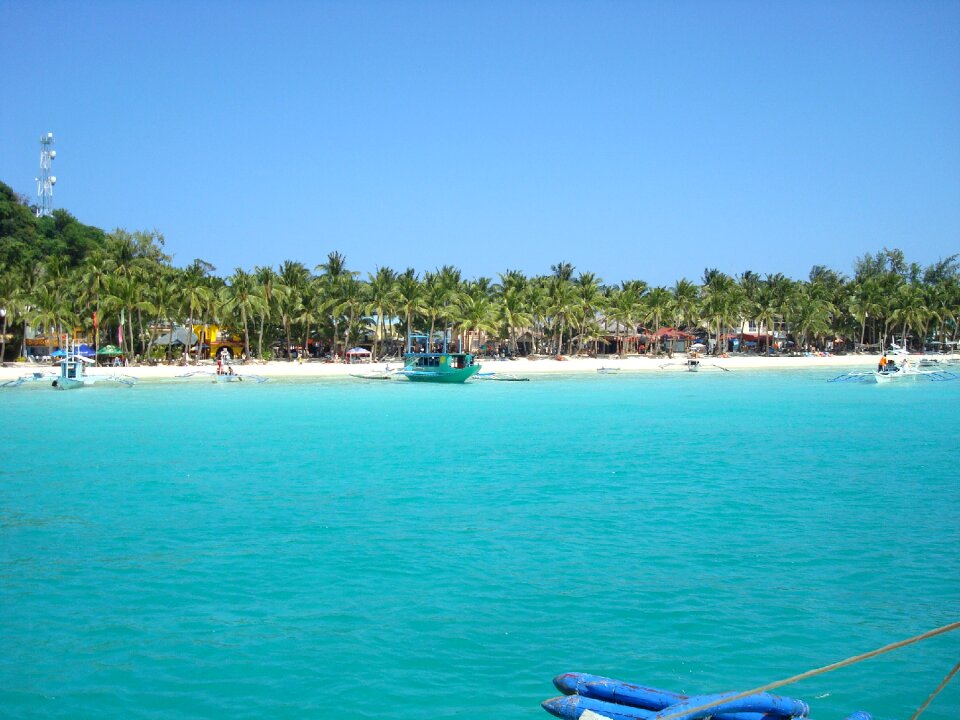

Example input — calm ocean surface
[1,369,958,720]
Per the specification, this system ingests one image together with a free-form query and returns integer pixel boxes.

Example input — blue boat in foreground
[543,673,857,720]
[541,623,960,720]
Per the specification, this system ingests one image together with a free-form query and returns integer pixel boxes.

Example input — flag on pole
[93,311,98,329]
[118,309,125,346]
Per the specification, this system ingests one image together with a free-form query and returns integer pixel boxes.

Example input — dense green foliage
[0,179,957,362]
[0,182,106,271]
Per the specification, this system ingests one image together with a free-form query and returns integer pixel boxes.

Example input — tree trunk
[257,315,265,360]
[125,305,133,359]
[94,298,101,355]
[136,306,145,358]
[343,308,355,359]
[285,316,293,361]
[241,306,250,359]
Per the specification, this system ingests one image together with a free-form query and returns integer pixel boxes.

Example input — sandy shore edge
[4,353,955,383]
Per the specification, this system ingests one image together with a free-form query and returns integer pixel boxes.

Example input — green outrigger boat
[395,333,481,383]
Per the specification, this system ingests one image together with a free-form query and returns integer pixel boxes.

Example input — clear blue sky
[1,1,958,285]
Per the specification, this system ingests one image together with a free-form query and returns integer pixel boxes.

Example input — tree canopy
[1,179,957,362]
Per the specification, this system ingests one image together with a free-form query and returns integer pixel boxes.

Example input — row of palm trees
[1,233,957,362]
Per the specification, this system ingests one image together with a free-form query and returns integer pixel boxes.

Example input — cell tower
[35,132,57,217]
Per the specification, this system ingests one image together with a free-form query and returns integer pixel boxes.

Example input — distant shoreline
[4,353,954,383]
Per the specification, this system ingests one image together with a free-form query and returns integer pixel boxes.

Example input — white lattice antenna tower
[35,132,57,217]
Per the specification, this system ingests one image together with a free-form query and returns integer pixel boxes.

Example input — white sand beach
[4,352,950,383]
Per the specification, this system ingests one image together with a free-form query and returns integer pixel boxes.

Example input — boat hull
[52,377,85,390]
[872,369,918,384]
[401,364,481,383]
[399,352,481,383]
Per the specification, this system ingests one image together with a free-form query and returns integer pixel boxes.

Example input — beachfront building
[200,325,245,361]
[22,327,92,362]
[148,323,245,362]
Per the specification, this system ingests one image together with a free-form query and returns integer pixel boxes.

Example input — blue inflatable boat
[542,673,870,720]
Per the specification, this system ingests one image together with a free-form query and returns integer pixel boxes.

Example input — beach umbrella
[51,349,66,357]
[77,343,96,357]
[96,345,124,356]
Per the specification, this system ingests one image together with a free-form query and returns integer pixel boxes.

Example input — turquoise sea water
[1,369,958,720]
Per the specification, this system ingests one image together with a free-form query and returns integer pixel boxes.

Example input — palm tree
[29,283,74,357]
[336,275,367,357]
[928,278,959,348]
[606,285,641,357]
[452,293,496,355]
[79,250,112,353]
[551,261,575,282]
[792,286,835,350]
[396,268,424,353]
[317,251,355,359]
[277,260,309,360]
[752,284,778,355]
[572,272,603,355]
[497,286,532,356]
[737,271,764,353]
[700,272,741,355]
[253,265,279,360]
[422,268,462,350]
[295,280,323,360]
[181,263,214,363]
[889,283,931,351]
[367,266,398,360]
[0,265,20,361]
[546,276,577,355]
[223,268,261,360]
[149,271,180,363]
[644,286,674,355]
[767,273,796,352]
[847,279,883,352]
[525,278,550,354]
[671,279,700,354]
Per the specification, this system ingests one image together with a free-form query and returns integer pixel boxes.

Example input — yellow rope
[908,661,960,720]
[654,621,960,720]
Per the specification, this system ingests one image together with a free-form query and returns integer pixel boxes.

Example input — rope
[654,621,960,720]
[908,661,960,720]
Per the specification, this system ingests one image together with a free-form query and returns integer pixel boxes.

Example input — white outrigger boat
[871,360,956,384]
[659,358,730,372]
[176,368,267,384]
[52,355,137,390]
[831,358,958,385]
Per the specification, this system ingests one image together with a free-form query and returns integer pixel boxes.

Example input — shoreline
[3,353,954,383]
